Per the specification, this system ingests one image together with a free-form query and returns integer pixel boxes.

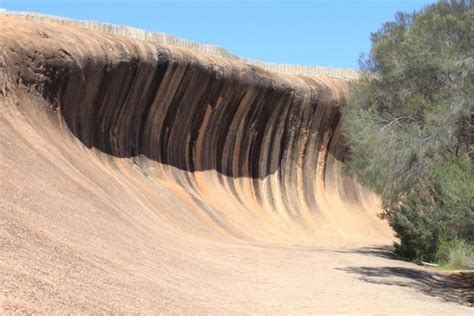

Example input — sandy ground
[0,15,472,314]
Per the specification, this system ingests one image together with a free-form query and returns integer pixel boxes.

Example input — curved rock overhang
[0,14,388,242]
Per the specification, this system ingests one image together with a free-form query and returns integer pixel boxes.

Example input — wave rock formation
[1,13,470,314]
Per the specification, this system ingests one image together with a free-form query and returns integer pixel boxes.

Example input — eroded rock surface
[1,14,471,314]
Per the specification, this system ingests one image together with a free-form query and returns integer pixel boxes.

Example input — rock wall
[3,14,473,316]
[0,14,384,241]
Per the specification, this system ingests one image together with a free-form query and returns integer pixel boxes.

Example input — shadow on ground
[350,245,399,260]
[338,246,473,307]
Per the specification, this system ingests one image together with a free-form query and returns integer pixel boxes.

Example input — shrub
[342,0,474,263]
[383,155,473,262]
[437,238,474,269]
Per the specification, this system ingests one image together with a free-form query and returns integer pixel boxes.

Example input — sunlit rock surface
[1,13,471,314]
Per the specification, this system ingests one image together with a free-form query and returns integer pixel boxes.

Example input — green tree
[342,0,473,263]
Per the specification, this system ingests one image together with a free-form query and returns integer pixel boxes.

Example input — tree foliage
[342,0,474,262]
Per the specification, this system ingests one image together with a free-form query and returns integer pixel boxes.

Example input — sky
[1,0,436,69]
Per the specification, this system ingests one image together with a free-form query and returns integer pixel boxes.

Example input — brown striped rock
[1,14,471,314]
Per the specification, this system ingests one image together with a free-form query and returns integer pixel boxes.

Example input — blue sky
[1,0,435,69]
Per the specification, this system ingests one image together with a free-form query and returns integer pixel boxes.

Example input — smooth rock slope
[1,14,471,314]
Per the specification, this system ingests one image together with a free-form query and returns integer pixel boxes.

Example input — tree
[342,0,473,262]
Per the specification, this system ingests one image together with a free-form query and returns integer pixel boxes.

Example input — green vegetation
[437,238,474,269]
[342,0,473,267]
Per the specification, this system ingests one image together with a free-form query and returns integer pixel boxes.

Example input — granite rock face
[2,14,376,235]
[12,15,474,315]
